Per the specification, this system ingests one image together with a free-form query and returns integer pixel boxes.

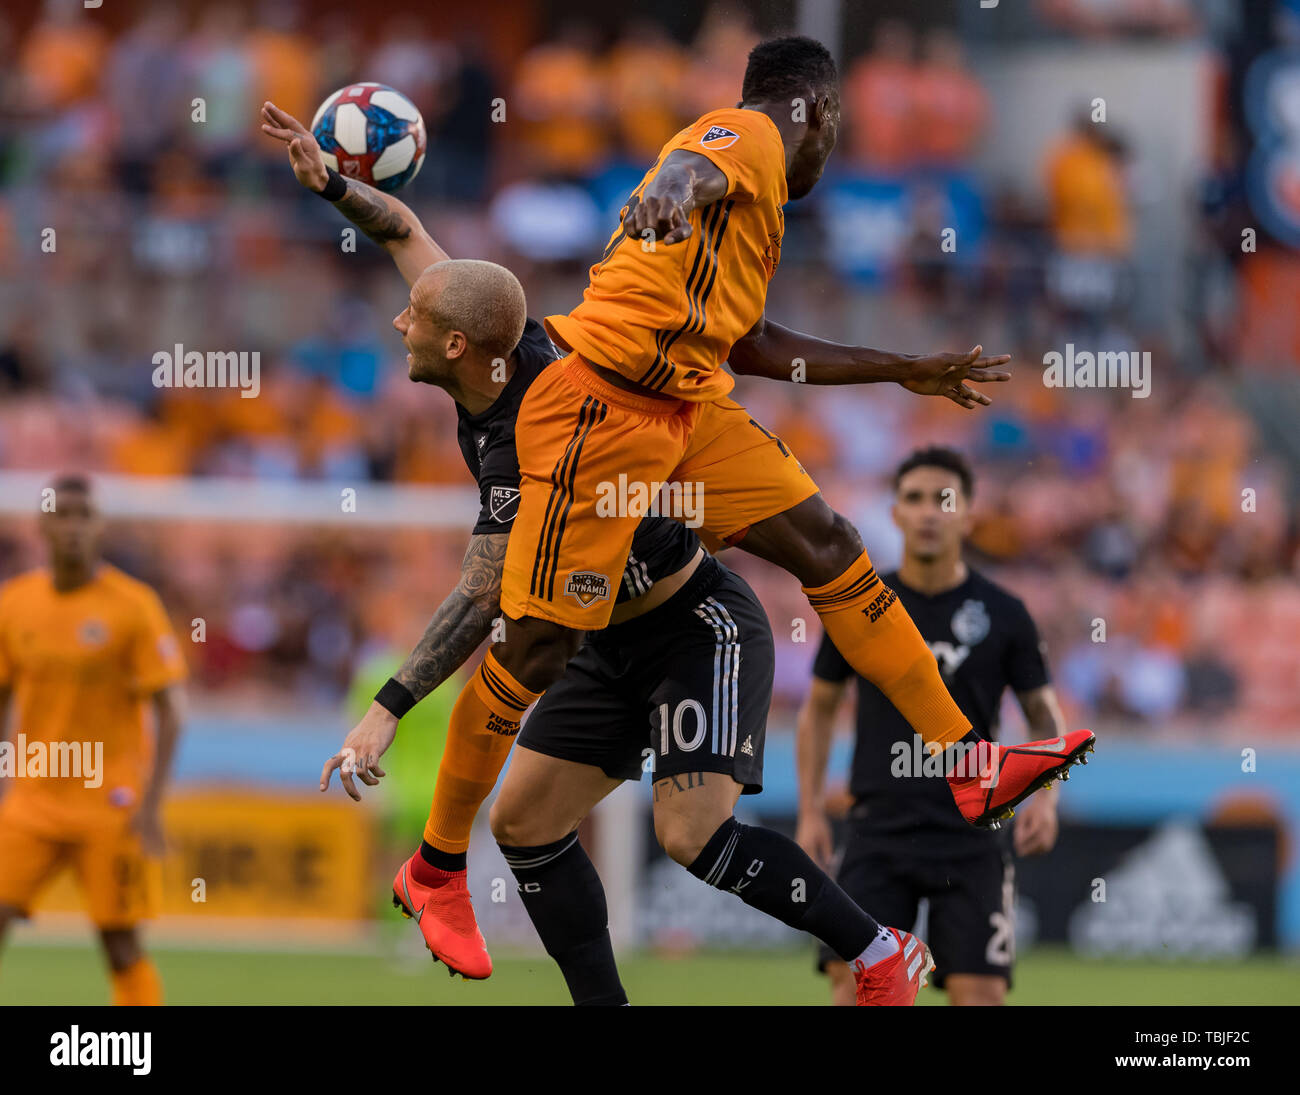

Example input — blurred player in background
[0,475,187,1006]
[796,448,1069,1005]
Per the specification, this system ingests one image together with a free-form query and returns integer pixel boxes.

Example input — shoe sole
[391,891,491,981]
[971,734,1096,829]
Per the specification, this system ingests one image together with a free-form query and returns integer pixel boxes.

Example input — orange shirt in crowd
[1044,133,1132,255]
[604,38,690,162]
[513,43,607,176]
[19,18,108,110]
[843,56,917,171]
[912,64,988,166]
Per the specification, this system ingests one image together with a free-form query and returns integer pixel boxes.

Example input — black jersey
[455,318,699,603]
[812,568,1050,844]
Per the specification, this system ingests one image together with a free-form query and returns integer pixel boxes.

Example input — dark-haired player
[797,448,1075,1005]
[411,33,1093,973]
[263,103,978,1002]
[0,476,187,1005]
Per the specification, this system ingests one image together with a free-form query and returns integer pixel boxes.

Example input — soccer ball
[311,83,427,192]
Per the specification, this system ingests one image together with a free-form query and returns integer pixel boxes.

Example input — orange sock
[422,650,543,855]
[804,552,971,751]
[111,957,162,1006]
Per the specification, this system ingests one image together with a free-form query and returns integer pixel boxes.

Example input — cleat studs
[1079,755,1089,765]
[1060,769,1071,781]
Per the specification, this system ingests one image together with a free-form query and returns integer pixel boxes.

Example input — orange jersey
[545,108,788,402]
[0,565,186,830]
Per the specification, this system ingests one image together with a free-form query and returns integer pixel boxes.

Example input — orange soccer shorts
[0,799,161,928]
[500,352,818,629]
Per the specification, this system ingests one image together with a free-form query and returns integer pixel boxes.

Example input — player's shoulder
[95,565,167,615]
[965,567,1031,615]
[0,568,49,608]
[515,316,562,378]
[689,106,782,146]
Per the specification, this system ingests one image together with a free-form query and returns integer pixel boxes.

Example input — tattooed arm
[320,533,507,800]
[260,100,449,286]
[393,533,507,702]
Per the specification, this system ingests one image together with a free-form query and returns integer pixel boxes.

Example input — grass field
[3,942,1298,1006]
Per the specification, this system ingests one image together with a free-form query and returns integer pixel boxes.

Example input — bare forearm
[796,705,835,812]
[730,318,912,384]
[394,591,495,702]
[394,534,505,703]
[331,177,416,245]
[143,688,184,809]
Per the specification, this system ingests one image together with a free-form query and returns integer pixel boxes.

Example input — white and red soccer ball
[311,83,426,192]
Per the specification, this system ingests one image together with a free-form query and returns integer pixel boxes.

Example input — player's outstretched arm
[729,315,1012,410]
[260,101,449,287]
[623,150,729,246]
[794,676,847,868]
[320,533,508,800]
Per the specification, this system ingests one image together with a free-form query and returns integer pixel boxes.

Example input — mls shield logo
[564,571,610,607]
[488,485,520,523]
[700,125,739,149]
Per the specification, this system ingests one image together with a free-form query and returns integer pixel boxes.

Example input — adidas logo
[741,735,753,756]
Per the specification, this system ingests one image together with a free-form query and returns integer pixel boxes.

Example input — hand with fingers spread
[320,703,398,801]
[900,345,1012,409]
[260,100,329,193]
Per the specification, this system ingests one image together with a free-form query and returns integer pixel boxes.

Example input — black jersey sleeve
[471,441,522,534]
[811,628,854,683]
[1003,597,1051,692]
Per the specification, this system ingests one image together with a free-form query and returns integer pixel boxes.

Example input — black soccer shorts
[816,815,1017,987]
[518,555,772,792]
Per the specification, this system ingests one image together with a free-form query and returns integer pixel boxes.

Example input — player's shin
[415,651,543,880]
[498,833,627,1006]
[110,958,162,1006]
[804,551,979,765]
[685,817,886,965]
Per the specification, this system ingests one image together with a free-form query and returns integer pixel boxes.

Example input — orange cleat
[948,729,1096,829]
[853,928,934,1006]
[392,854,493,980]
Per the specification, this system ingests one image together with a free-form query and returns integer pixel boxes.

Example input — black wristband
[317,168,347,202]
[375,677,417,719]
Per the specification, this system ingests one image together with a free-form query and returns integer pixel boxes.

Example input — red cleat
[392,854,493,980]
[853,928,934,1006]
[948,729,1096,829]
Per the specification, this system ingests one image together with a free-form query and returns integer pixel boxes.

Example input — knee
[488,794,531,847]
[654,810,727,869]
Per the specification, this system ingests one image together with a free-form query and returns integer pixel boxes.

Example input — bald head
[412,259,527,361]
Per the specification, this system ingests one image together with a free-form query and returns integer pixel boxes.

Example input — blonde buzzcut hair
[418,259,528,359]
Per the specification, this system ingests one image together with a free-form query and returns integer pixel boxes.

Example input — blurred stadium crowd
[0,0,1296,736]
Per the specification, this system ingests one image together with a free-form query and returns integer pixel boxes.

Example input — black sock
[498,833,627,1006]
[686,817,880,962]
[418,840,466,873]
[944,729,988,777]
